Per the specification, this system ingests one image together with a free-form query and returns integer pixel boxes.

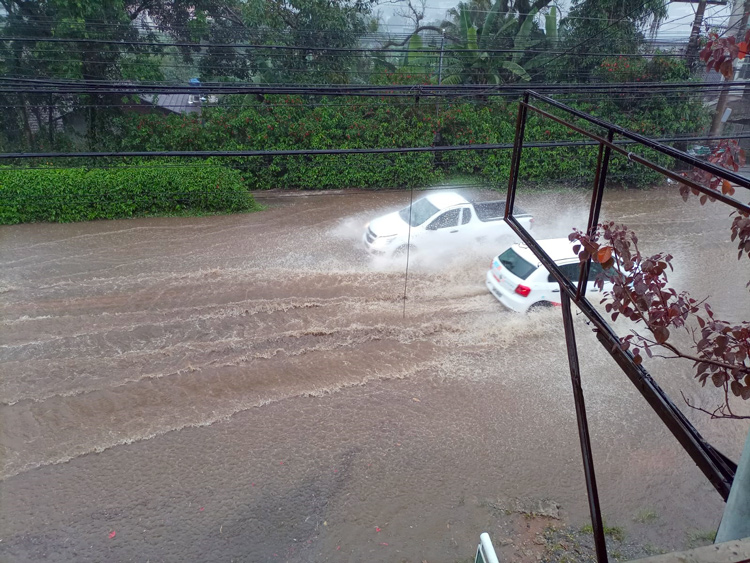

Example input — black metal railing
[504,90,750,563]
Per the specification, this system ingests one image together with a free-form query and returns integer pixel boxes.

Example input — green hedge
[0,164,259,224]
[108,94,709,190]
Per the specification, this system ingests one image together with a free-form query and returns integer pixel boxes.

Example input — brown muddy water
[0,185,749,562]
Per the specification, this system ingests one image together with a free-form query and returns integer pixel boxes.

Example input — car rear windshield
[497,247,536,279]
[399,198,439,227]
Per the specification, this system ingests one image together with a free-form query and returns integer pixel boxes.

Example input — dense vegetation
[0,0,712,223]
[0,164,258,224]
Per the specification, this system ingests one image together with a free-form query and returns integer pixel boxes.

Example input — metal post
[716,428,750,542]
[505,93,529,219]
[560,292,609,563]
[578,129,614,299]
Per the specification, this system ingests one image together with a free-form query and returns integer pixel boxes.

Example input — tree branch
[682,390,750,419]
[634,330,749,374]
[378,27,460,49]
[128,1,153,21]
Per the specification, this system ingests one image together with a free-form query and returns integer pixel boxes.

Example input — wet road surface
[1,185,749,562]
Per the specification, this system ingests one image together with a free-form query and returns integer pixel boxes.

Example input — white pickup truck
[363,192,533,257]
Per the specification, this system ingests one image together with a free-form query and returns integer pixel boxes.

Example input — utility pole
[437,29,445,87]
[710,0,750,137]
[685,0,708,70]
[434,30,445,163]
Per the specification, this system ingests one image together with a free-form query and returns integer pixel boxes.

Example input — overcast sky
[375,0,733,41]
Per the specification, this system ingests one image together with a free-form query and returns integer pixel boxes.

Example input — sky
[376,0,733,42]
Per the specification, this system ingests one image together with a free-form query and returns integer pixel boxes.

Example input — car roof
[512,238,579,266]
[424,192,468,208]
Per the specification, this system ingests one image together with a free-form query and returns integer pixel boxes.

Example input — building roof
[138,93,202,115]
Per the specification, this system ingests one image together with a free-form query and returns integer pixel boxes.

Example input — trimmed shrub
[0,163,258,224]
[108,94,709,190]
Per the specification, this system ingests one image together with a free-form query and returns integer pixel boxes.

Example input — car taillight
[515,284,531,297]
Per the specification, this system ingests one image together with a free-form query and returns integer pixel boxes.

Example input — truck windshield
[399,198,439,227]
[498,248,536,280]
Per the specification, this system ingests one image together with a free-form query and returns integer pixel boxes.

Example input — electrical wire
[2,133,748,161]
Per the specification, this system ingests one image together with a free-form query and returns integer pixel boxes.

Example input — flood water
[1,185,749,562]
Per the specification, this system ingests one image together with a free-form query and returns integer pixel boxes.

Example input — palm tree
[440,2,558,84]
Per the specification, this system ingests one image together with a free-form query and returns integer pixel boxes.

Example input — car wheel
[393,245,416,258]
[527,301,554,313]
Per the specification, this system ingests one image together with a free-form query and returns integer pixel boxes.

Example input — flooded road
[1,185,749,562]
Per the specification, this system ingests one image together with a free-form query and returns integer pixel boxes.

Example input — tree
[0,0,163,149]
[558,0,668,80]
[569,143,749,419]
[439,0,558,84]
[142,0,377,84]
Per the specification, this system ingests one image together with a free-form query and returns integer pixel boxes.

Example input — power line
[0,80,741,98]
[0,35,692,57]
[3,133,748,161]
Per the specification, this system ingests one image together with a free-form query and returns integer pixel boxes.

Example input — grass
[580,522,626,543]
[686,529,717,548]
[633,509,658,524]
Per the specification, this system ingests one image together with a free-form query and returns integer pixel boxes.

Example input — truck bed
[474,200,529,222]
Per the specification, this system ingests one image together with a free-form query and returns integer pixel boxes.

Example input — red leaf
[654,326,669,344]
[109,531,116,539]
[597,246,613,264]
[722,179,735,195]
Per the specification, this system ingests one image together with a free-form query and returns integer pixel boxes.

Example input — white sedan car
[485,238,613,313]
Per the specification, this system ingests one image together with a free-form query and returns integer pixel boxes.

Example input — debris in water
[375,527,381,532]
[380,542,389,546]
[412,398,421,402]
[109,531,116,539]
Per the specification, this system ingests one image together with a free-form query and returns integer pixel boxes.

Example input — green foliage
[580,522,625,542]
[594,55,690,84]
[111,96,442,189]
[559,0,668,78]
[633,509,658,523]
[440,1,558,85]
[104,93,709,190]
[0,163,258,224]
[686,529,717,548]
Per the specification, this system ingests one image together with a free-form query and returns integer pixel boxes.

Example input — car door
[544,263,580,300]
[553,261,607,293]
[425,208,461,246]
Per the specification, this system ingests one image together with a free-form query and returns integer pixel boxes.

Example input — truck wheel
[393,245,416,258]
